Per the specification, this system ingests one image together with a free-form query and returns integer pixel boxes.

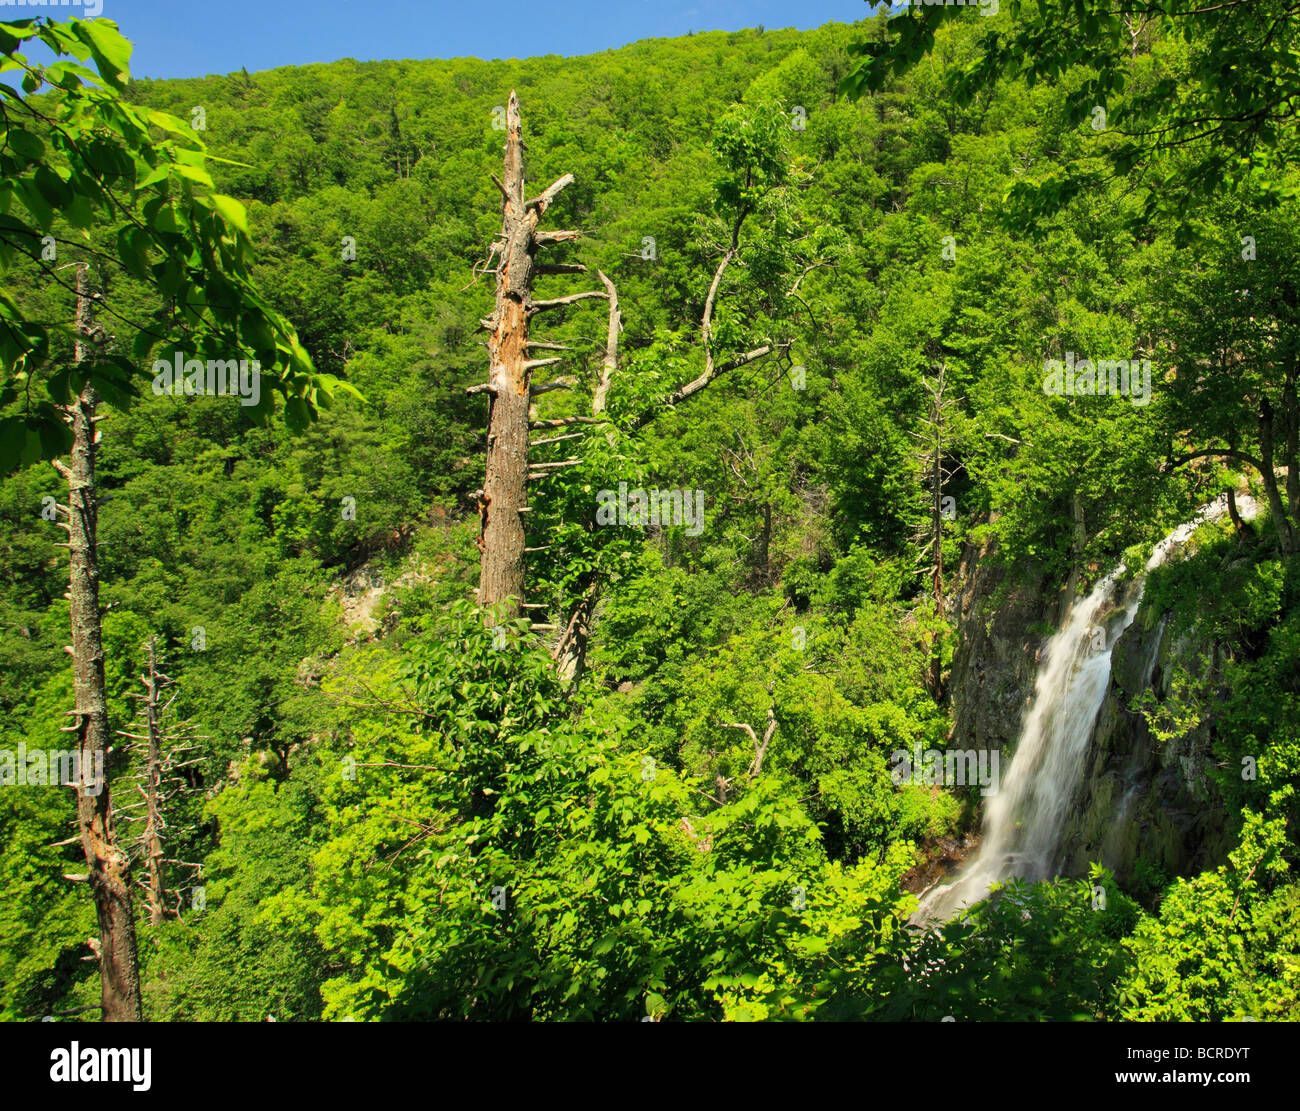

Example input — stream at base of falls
[911,493,1259,928]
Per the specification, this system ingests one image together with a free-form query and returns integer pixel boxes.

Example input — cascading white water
[912,494,1258,926]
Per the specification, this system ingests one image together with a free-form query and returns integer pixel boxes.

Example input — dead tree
[549,196,786,684]
[115,637,204,926]
[472,93,790,681]
[552,270,620,685]
[911,363,960,615]
[49,264,143,1022]
[910,362,960,696]
[470,90,604,619]
[722,696,778,779]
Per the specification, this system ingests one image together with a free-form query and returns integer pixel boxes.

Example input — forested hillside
[2,5,1298,1023]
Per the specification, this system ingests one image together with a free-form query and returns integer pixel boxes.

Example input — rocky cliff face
[949,533,1233,892]
[947,536,1057,755]
[1058,601,1232,887]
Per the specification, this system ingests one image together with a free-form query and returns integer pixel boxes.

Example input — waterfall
[912,494,1258,926]
[1099,612,1168,868]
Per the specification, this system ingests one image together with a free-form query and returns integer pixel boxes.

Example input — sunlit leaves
[0,15,356,470]
[842,3,1300,217]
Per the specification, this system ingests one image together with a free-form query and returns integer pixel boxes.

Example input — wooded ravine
[2,4,1299,1023]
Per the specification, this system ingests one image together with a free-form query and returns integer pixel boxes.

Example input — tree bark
[1282,364,1299,521]
[624,205,779,433]
[722,696,777,779]
[54,265,142,1022]
[553,271,620,687]
[477,94,533,614]
[1227,486,1246,537]
[476,92,588,616]
[914,363,953,696]
[1258,397,1296,555]
[141,638,166,928]
[475,95,792,684]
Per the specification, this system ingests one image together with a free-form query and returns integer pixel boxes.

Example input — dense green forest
[2,4,1299,1022]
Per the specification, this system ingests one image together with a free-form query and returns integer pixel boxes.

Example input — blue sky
[33,1,887,80]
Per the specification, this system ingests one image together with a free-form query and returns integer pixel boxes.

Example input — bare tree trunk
[722,694,777,779]
[914,363,955,696]
[475,91,589,617]
[1227,486,1246,537]
[1258,398,1296,555]
[624,210,779,434]
[477,94,533,615]
[1283,366,1299,522]
[553,271,620,686]
[474,93,791,683]
[591,269,620,418]
[553,579,600,686]
[550,243,783,684]
[117,641,203,925]
[930,428,943,617]
[141,638,166,928]
[52,265,142,1022]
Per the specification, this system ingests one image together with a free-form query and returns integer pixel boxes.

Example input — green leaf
[145,108,193,136]
[45,365,73,404]
[0,25,28,56]
[71,19,132,89]
[16,177,52,226]
[148,200,179,233]
[6,127,42,160]
[43,60,104,89]
[209,193,249,235]
[37,414,72,459]
[173,162,215,188]
[115,225,150,280]
[33,165,73,209]
[283,395,311,432]
[133,161,171,191]
[62,191,94,231]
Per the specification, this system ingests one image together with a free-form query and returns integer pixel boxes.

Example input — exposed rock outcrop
[1059,604,1232,887]
[948,523,1238,893]
[947,534,1056,755]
